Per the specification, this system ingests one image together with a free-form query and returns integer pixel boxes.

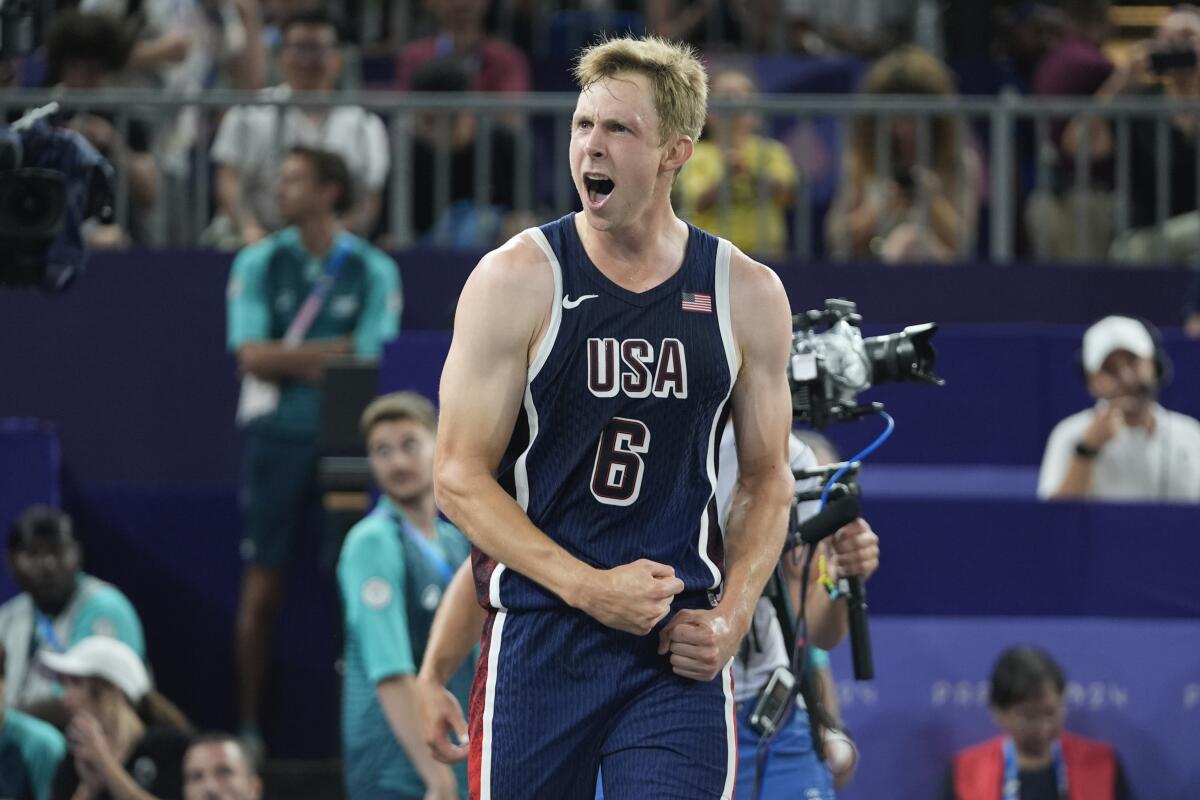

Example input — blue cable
[755,409,895,800]
[818,410,895,509]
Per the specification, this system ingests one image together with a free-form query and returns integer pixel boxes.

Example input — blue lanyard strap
[1003,737,1068,800]
[392,513,456,585]
[34,611,64,653]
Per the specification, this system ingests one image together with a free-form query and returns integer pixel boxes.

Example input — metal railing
[5,87,1200,264]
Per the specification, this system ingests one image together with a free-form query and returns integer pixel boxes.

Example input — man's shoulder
[2,709,65,753]
[0,591,30,620]
[473,229,554,286]
[1049,408,1094,439]
[341,512,402,562]
[1162,407,1200,438]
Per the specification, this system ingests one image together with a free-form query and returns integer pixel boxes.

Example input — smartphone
[748,666,796,737]
[1150,47,1198,74]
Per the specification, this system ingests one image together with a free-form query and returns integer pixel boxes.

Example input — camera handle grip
[842,575,874,681]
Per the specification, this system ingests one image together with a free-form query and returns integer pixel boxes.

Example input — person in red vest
[940,645,1133,800]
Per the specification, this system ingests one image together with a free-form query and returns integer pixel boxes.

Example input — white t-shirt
[718,427,821,702]
[210,84,390,230]
[1037,404,1200,502]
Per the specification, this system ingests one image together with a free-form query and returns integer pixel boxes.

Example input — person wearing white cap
[1038,315,1200,501]
[41,637,192,800]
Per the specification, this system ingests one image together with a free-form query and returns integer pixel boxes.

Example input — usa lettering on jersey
[586,337,689,399]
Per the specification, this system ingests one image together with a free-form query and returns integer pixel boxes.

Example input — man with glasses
[0,506,143,716]
[208,9,389,248]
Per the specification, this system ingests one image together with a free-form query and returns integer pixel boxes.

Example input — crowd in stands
[3,2,1200,284]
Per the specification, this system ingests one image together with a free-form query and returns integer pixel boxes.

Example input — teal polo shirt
[338,498,475,797]
[0,709,66,800]
[226,227,402,437]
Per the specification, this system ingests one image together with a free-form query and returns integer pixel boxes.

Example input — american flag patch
[681,291,712,313]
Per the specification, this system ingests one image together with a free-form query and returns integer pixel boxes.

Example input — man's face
[183,741,262,800]
[277,154,334,223]
[709,71,759,141]
[8,534,80,614]
[367,419,436,506]
[570,73,683,232]
[279,23,341,92]
[992,685,1065,760]
[1087,349,1157,414]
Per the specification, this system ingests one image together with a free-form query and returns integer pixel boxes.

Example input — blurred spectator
[1105,7,1200,263]
[408,58,517,248]
[940,645,1132,800]
[0,641,66,800]
[78,0,268,244]
[1038,315,1200,501]
[43,637,192,800]
[43,10,156,249]
[207,9,389,249]
[394,0,530,93]
[182,734,262,800]
[338,393,473,799]
[645,0,772,52]
[226,146,400,759]
[784,0,943,58]
[0,507,144,718]
[825,46,982,263]
[1026,0,1115,261]
[676,67,797,258]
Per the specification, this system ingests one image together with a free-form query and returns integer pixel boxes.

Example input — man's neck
[392,492,438,538]
[444,25,482,55]
[574,201,688,292]
[298,217,340,258]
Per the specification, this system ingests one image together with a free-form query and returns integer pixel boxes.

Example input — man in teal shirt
[338,392,473,800]
[0,641,66,800]
[0,506,144,715]
[226,146,401,752]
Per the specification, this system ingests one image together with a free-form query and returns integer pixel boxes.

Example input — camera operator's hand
[1081,401,1126,451]
[657,607,743,682]
[826,518,879,581]
[575,559,684,635]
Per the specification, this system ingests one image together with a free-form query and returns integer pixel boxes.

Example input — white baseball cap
[1081,316,1156,375]
[41,636,151,703]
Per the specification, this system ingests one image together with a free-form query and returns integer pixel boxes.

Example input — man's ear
[662,135,694,174]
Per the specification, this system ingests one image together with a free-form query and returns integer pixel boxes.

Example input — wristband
[1074,441,1101,459]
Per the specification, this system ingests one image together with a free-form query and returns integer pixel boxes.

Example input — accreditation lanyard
[392,513,456,585]
[282,232,353,346]
[1003,738,1068,800]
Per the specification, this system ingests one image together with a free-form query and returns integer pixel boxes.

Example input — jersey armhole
[522,227,564,383]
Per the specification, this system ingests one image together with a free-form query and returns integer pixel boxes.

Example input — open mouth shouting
[583,172,615,210]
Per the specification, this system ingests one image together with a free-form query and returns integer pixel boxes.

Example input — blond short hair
[360,392,438,440]
[573,36,708,145]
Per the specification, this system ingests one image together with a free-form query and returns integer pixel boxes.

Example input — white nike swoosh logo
[562,294,599,309]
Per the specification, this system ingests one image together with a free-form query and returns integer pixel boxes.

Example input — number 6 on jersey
[590,417,650,506]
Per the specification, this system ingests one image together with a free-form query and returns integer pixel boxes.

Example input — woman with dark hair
[940,645,1133,800]
[825,45,982,263]
[42,637,191,800]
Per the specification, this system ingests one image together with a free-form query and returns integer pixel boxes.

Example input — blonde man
[338,393,472,799]
[433,36,800,797]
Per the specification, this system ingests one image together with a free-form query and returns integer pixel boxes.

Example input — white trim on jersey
[696,238,739,589]
[721,660,737,800]
[486,227,565,608]
[479,609,508,800]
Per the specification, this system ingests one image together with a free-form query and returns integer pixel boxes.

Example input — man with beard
[337,392,472,800]
[0,507,144,715]
[1038,315,1200,501]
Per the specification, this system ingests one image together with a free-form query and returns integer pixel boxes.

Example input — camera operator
[716,426,878,799]
[409,425,880,799]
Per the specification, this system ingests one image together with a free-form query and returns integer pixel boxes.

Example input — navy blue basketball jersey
[474,213,739,611]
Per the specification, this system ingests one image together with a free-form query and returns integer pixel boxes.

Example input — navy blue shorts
[239,428,321,568]
[468,599,737,799]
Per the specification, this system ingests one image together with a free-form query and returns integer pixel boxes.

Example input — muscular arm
[375,676,457,793]
[434,236,682,634]
[660,250,794,680]
[236,336,352,383]
[419,560,485,685]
